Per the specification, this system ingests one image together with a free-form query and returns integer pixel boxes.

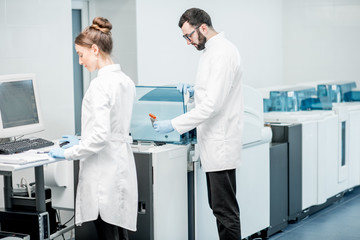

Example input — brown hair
[75,17,113,55]
[178,8,213,29]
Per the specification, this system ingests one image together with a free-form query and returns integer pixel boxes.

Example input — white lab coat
[172,33,244,172]
[64,64,138,231]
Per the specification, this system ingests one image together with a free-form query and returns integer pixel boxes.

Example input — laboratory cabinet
[296,81,360,193]
[268,118,345,223]
[265,110,341,218]
[332,102,360,190]
[129,144,189,240]
[262,83,360,218]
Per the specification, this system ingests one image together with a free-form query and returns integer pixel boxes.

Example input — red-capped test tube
[149,113,157,127]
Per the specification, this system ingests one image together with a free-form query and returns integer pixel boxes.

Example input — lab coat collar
[98,64,121,76]
[204,32,225,50]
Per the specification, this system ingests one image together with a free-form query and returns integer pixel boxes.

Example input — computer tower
[10,188,57,235]
[0,209,50,240]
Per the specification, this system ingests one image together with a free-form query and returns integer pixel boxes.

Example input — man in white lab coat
[154,8,243,240]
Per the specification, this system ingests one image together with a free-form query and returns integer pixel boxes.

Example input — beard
[195,29,207,51]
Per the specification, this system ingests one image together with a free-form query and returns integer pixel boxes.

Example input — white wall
[0,0,75,139]
[136,0,284,88]
[89,0,138,84]
[283,0,360,87]
[136,0,360,89]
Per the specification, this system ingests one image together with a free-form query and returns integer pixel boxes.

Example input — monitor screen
[0,74,44,138]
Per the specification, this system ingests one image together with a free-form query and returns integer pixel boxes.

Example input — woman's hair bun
[91,17,112,34]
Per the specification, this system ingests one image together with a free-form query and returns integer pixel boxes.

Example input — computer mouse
[59,141,70,147]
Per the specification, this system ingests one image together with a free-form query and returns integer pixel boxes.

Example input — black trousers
[93,216,129,240]
[206,169,241,240]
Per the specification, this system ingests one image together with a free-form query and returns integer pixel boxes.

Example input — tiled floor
[268,187,360,240]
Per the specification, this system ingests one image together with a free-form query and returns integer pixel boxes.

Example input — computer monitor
[0,73,45,138]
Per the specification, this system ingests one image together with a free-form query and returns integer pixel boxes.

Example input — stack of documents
[0,150,50,165]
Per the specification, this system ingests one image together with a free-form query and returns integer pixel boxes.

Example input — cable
[63,214,75,226]
[56,209,75,239]
[14,135,25,141]
[20,177,31,197]
[56,209,62,224]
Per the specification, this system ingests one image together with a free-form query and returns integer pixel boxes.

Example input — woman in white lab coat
[49,17,137,240]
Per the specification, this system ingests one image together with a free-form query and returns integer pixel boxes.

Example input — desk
[0,149,73,240]
[0,152,62,212]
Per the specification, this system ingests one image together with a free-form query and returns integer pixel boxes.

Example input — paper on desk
[0,150,49,165]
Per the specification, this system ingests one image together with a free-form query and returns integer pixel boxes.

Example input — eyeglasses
[183,26,200,42]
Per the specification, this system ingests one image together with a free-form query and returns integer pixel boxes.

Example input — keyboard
[0,138,54,154]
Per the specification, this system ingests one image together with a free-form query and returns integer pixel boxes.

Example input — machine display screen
[131,86,189,144]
